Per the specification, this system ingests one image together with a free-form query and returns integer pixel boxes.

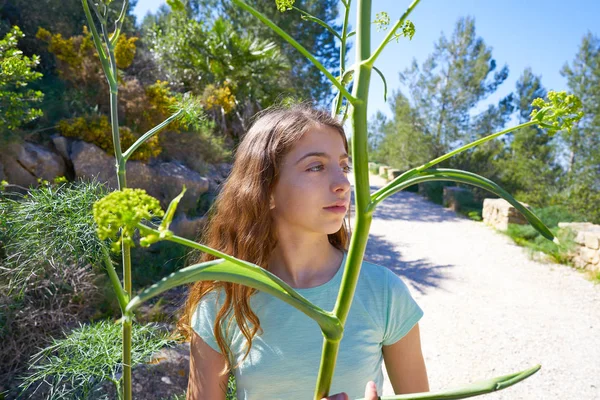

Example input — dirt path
[361,174,600,399]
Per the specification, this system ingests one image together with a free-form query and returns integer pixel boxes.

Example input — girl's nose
[332,167,351,193]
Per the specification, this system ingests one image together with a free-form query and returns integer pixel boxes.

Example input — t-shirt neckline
[294,251,347,294]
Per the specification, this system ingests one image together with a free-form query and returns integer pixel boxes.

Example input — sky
[132,0,600,120]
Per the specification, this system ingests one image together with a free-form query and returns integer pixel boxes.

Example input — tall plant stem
[314,0,373,398]
[104,24,132,400]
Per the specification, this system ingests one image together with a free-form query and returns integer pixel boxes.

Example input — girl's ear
[269,194,275,210]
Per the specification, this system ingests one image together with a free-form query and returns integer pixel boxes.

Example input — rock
[482,198,530,231]
[154,161,209,214]
[169,213,207,241]
[70,140,117,185]
[206,162,232,192]
[71,140,209,214]
[51,134,72,162]
[585,232,600,250]
[386,168,402,181]
[557,222,600,273]
[0,141,67,187]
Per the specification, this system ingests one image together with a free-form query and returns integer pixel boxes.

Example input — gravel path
[361,174,600,399]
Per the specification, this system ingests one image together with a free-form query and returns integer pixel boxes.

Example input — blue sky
[133,0,599,120]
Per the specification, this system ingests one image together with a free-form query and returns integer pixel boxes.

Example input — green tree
[0,26,43,135]
[370,90,432,170]
[146,3,293,140]
[189,0,342,105]
[494,68,562,205]
[400,16,509,160]
[558,32,600,223]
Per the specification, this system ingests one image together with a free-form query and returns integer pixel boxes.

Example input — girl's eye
[343,165,352,173]
[308,164,324,172]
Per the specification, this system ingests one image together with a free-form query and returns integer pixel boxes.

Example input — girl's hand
[322,380,378,400]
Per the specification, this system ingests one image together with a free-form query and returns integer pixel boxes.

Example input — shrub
[0,180,117,392]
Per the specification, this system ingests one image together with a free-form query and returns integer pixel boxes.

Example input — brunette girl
[179,104,429,399]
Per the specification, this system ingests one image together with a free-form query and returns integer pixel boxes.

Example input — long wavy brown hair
[178,104,351,375]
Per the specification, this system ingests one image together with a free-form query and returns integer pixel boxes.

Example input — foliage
[57,114,162,161]
[0,180,117,393]
[146,6,292,140]
[558,32,600,224]
[198,0,342,105]
[19,320,173,399]
[369,91,433,170]
[399,16,509,159]
[0,179,111,297]
[0,26,43,133]
[504,206,582,265]
[493,69,562,207]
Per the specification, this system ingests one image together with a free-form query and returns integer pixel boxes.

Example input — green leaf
[126,258,343,340]
[159,185,186,233]
[373,66,387,101]
[355,364,540,399]
[166,0,185,12]
[371,168,555,241]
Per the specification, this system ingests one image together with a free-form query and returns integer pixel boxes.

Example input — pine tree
[558,32,600,223]
[399,16,509,159]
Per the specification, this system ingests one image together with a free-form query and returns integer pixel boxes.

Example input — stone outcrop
[558,222,600,272]
[386,168,402,181]
[0,136,227,238]
[68,140,209,214]
[0,141,67,187]
[482,198,530,231]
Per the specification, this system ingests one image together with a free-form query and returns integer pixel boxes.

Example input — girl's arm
[382,323,430,394]
[187,330,230,400]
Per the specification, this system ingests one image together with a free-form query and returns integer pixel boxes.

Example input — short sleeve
[382,268,424,346]
[191,292,223,353]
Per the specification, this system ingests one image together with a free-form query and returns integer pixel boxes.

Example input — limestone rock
[71,140,209,214]
[0,141,67,187]
[168,210,207,241]
[51,135,72,162]
[387,168,402,181]
[482,198,530,231]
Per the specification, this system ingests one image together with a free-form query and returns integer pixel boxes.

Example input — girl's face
[270,124,351,237]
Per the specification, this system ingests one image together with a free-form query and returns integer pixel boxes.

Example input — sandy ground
[358,174,600,399]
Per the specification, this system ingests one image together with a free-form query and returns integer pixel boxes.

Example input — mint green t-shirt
[191,252,424,400]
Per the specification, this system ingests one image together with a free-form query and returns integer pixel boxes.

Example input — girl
[178,104,429,400]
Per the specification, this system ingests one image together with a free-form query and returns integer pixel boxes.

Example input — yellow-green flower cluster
[93,188,164,252]
[275,0,295,12]
[373,12,391,31]
[530,91,584,134]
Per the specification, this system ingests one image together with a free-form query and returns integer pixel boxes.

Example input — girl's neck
[267,239,344,289]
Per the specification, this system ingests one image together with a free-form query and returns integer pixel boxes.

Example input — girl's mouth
[323,205,347,214]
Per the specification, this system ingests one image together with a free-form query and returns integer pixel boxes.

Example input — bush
[0,179,117,393]
[504,204,584,265]
[19,320,173,399]
[418,181,455,205]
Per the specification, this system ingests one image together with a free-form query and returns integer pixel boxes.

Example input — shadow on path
[369,185,465,223]
[364,232,454,295]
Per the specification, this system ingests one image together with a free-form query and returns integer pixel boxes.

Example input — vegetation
[369,24,599,225]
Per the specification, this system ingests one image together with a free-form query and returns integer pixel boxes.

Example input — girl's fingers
[364,381,378,400]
